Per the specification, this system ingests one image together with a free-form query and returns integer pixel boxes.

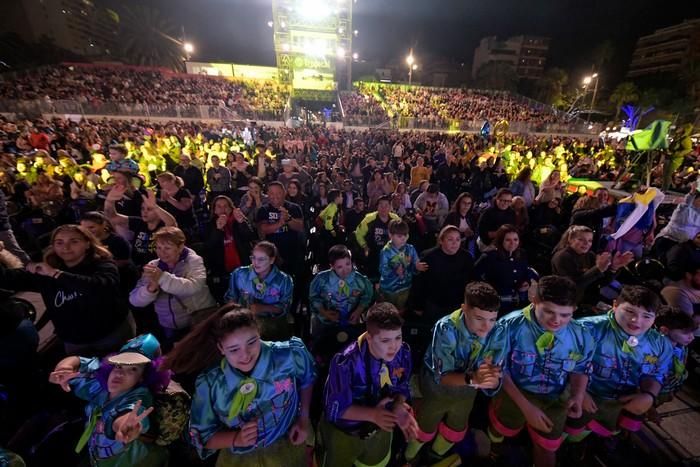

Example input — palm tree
[117,4,184,71]
[591,41,615,72]
[609,82,639,119]
[475,62,518,92]
[536,67,568,106]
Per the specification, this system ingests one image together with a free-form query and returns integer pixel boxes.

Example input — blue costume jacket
[579,313,673,400]
[479,305,595,396]
[189,338,316,458]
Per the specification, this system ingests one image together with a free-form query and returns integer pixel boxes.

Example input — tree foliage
[116,4,184,71]
[475,62,518,92]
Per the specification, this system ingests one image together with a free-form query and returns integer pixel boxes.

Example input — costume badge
[240,382,256,395]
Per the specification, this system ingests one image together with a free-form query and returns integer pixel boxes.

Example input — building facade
[472,35,550,80]
[1,0,119,57]
[627,19,700,78]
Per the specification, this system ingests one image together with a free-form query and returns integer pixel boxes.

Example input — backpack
[143,380,191,446]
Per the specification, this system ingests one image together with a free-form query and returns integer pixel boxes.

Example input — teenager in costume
[168,305,315,467]
[224,241,293,341]
[566,286,673,440]
[309,244,374,347]
[480,275,595,467]
[48,334,170,466]
[320,302,418,467]
[405,282,502,464]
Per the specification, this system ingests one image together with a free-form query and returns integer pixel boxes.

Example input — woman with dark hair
[474,225,534,314]
[551,225,634,308]
[443,192,477,256]
[224,241,294,341]
[510,167,536,207]
[165,306,315,467]
[239,177,267,223]
[0,224,133,355]
[80,210,138,292]
[156,171,198,241]
[204,196,257,302]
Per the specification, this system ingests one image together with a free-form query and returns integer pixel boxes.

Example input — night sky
[159,0,700,81]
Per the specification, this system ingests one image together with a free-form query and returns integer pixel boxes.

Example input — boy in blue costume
[405,282,502,464]
[566,286,673,440]
[309,245,374,346]
[378,219,428,314]
[480,275,595,467]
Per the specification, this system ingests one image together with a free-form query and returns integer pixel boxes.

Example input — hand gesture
[49,368,80,392]
[470,356,502,389]
[582,392,598,415]
[619,393,654,416]
[288,416,310,445]
[320,308,340,323]
[106,183,127,202]
[216,214,228,230]
[393,402,419,441]
[142,188,158,208]
[233,419,258,448]
[523,404,554,433]
[115,400,154,444]
[595,252,612,273]
[232,208,246,223]
[566,395,584,419]
[611,251,635,271]
[27,262,58,277]
[348,308,363,325]
[279,207,290,222]
[371,397,398,432]
[415,261,429,272]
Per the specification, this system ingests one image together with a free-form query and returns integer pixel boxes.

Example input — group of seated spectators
[343,82,563,127]
[0,64,290,113]
[0,113,698,467]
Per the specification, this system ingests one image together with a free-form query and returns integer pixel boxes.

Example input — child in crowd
[378,219,428,314]
[224,241,294,341]
[106,144,140,175]
[647,306,697,421]
[170,305,315,467]
[566,286,673,443]
[48,334,171,466]
[405,282,502,464]
[309,245,374,346]
[320,302,418,467]
[480,275,595,467]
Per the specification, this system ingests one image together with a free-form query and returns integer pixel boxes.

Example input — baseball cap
[108,334,162,366]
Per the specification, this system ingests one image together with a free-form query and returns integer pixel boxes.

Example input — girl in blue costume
[165,304,316,467]
[48,334,171,466]
[225,241,293,341]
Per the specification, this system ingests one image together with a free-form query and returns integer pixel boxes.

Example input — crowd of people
[343,83,563,127]
[0,65,290,114]
[0,112,699,467]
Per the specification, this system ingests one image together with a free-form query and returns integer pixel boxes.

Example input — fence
[0,99,285,122]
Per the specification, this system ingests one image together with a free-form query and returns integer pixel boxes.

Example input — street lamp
[583,73,599,124]
[183,42,194,61]
[406,50,417,85]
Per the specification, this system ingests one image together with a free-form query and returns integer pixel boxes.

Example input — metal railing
[342,114,601,134]
[0,99,285,122]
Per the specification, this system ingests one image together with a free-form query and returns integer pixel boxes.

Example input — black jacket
[0,260,127,344]
[203,218,257,277]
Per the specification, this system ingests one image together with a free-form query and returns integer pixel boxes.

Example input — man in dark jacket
[477,188,516,248]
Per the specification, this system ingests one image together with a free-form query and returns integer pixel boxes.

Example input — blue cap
[108,334,162,365]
